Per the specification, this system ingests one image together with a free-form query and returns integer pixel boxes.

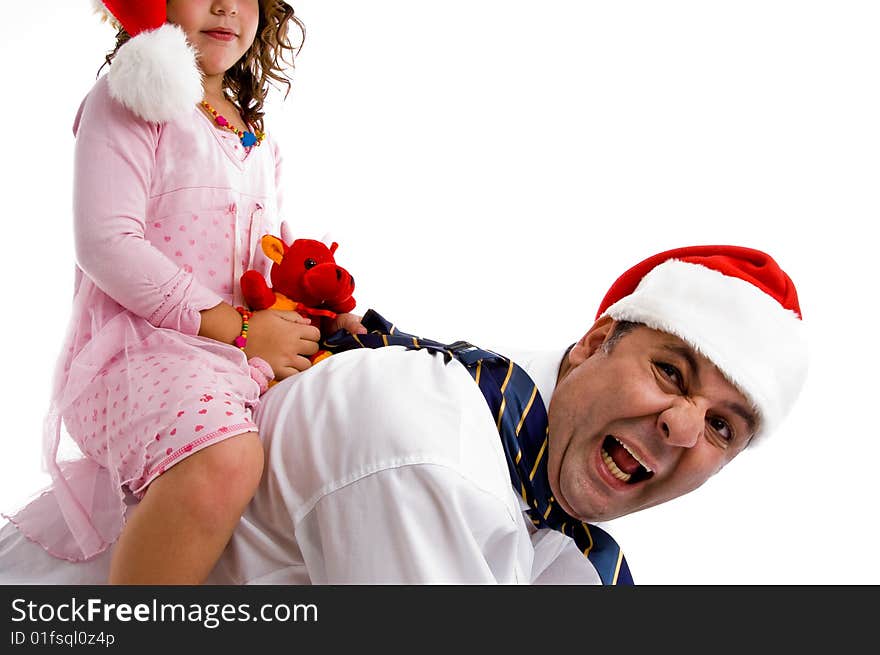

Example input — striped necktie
[322,310,634,585]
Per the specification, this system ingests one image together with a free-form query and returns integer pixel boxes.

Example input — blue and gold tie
[322,310,634,585]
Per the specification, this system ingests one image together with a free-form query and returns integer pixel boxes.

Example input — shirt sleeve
[295,464,528,584]
[71,78,222,335]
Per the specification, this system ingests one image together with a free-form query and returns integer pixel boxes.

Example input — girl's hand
[324,312,367,336]
[244,309,321,380]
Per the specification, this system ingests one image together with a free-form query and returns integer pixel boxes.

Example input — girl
[5,0,360,584]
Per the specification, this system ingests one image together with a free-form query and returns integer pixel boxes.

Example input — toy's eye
[304,258,317,270]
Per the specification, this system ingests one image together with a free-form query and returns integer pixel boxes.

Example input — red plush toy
[240,235,356,363]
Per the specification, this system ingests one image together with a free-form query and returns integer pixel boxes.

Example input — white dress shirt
[0,344,602,585]
[217,344,602,584]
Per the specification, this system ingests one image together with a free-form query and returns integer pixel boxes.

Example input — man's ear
[569,316,615,365]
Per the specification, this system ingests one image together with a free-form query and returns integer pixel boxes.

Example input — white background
[1,1,877,584]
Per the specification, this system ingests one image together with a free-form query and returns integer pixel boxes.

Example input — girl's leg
[108,431,264,584]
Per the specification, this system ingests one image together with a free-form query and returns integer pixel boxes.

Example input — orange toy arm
[271,293,300,311]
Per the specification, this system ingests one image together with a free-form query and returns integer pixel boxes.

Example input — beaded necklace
[200,100,265,147]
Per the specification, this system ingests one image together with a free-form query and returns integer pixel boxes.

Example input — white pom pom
[107,24,203,123]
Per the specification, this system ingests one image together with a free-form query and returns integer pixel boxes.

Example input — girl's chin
[195,52,241,74]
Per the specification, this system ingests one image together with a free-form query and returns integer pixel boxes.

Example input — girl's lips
[203,30,236,42]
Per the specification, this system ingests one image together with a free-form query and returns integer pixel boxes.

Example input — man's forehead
[653,332,703,367]
[640,328,706,362]
[647,329,728,382]
[631,326,697,355]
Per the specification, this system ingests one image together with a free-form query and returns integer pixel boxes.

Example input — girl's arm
[72,77,222,336]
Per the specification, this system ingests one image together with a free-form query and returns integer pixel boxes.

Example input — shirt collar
[499,346,570,413]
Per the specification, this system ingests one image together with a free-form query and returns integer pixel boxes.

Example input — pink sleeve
[71,77,222,335]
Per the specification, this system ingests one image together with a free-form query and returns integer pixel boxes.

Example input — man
[0,244,808,585]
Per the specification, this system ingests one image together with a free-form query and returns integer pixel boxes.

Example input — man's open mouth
[601,435,654,484]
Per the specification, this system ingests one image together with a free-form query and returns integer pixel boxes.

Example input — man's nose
[657,399,703,448]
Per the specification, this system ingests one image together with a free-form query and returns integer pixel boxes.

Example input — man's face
[546,319,758,522]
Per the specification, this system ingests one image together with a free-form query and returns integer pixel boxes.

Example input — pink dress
[4,75,283,562]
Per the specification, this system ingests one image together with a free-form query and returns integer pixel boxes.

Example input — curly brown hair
[99,1,305,133]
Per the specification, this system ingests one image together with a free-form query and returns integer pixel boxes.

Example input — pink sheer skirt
[3,285,270,562]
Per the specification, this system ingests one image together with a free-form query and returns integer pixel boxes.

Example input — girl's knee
[155,432,264,519]
[204,431,265,497]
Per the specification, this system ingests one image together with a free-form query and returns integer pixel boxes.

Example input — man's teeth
[600,437,654,483]
[601,449,632,482]
[616,437,652,473]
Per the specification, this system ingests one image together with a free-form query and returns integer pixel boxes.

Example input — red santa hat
[596,245,808,443]
[93,0,202,123]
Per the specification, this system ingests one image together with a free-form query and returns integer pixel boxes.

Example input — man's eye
[655,362,683,388]
[708,416,734,442]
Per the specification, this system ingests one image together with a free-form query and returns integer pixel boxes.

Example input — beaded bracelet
[234,306,251,350]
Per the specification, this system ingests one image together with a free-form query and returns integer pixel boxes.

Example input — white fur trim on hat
[602,259,808,443]
[107,23,202,124]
